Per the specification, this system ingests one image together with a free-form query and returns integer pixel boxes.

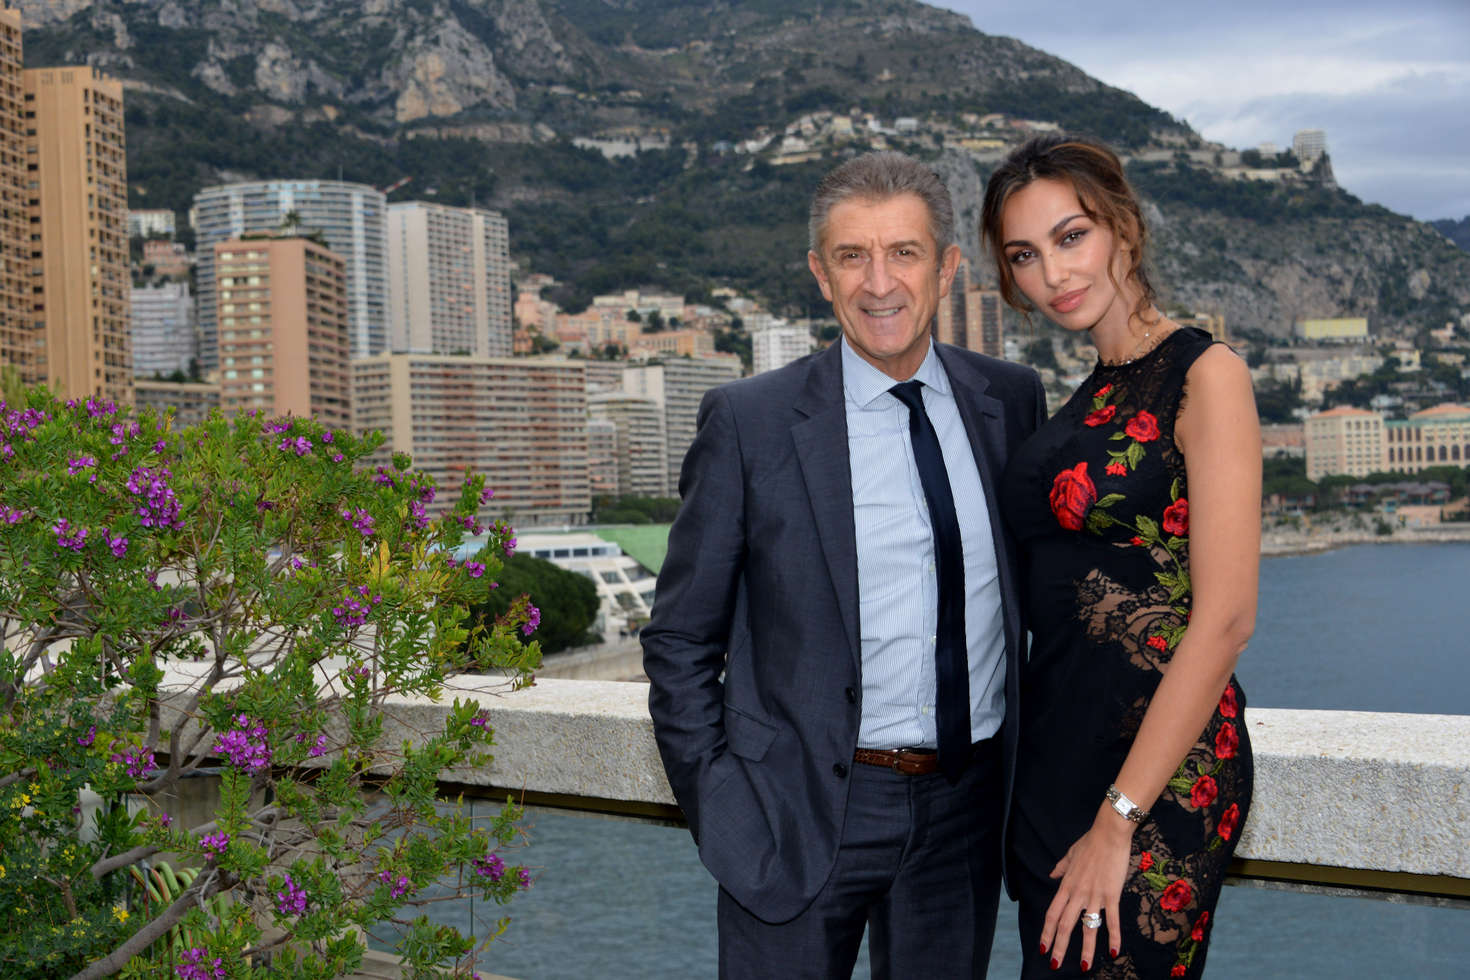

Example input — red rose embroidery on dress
[1105,461,1128,476]
[1159,879,1193,912]
[1162,498,1189,535]
[1130,535,1144,546]
[1171,965,1188,977]
[1095,383,1113,398]
[1049,462,1096,532]
[1138,851,1154,871]
[1147,635,1168,652]
[1085,404,1117,427]
[1191,911,1210,942]
[1125,410,1161,442]
[1219,684,1239,719]
[1218,802,1241,841]
[1189,774,1218,808]
[1215,722,1239,760]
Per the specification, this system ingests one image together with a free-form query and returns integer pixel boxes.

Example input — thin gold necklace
[1099,327,1153,367]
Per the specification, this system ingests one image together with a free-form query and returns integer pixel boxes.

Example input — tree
[1022,338,1060,372]
[472,555,599,654]
[0,390,540,977]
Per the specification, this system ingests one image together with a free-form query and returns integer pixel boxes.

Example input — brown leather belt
[853,747,939,775]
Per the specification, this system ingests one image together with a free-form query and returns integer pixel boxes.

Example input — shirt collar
[841,335,951,409]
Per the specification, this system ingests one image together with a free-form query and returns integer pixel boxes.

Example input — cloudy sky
[936,0,1470,222]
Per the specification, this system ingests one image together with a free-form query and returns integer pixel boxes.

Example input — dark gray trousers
[717,737,1004,980]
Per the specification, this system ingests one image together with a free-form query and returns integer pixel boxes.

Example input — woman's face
[998,177,1135,337]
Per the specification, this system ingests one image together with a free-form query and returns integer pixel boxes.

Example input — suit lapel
[791,343,861,664]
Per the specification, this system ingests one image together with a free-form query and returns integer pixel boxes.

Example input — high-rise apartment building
[587,417,619,497]
[751,319,813,375]
[214,237,351,430]
[130,281,195,377]
[351,354,590,525]
[0,10,28,386]
[588,391,669,498]
[133,379,219,428]
[932,257,1005,359]
[24,65,131,404]
[193,181,387,369]
[1304,406,1384,480]
[387,201,511,356]
[622,355,742,491]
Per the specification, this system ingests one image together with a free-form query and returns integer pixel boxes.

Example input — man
[643,152,1046,978]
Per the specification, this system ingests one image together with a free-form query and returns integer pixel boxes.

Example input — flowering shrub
[0,392,539,977]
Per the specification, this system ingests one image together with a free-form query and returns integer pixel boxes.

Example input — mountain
[18,0,1470,338]
[1432,217,1470,254]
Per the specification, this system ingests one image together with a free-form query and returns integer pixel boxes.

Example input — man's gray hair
[808,151,956,255]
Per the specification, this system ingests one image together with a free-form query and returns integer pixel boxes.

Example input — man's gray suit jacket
[642,338,1047,924]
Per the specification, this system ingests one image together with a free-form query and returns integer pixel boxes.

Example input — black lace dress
[1000,328,1252,979]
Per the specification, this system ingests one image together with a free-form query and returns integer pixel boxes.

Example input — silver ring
[1081,911,1103,930]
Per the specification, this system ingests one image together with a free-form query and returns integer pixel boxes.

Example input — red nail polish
[1110,948,1119,959]
[1081,961,1090,972]
[1050,958,1060,971]
[1039,942,1048,955]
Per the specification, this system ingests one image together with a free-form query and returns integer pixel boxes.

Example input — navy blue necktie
[889,381,970,782]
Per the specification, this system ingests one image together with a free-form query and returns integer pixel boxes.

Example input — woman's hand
[1039,804,1135,972]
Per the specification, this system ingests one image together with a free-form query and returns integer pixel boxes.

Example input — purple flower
[275,872,309,916]
[159,812,172,829]
[278,435,313,456]
[111,746,157,779]
[341,507,375,536]
[77,725,96,747]
[377,870,413,899]
[309,734,328,757]
[85,396,118,419]
[110,420,140,445]
[332,597,371,628]
[101,527,128,558]
[479,486,494,504]
[199,831,230,861]
[470,714,488,730]
[517,867,532,888]
[66,454,98,475]
[322,430,334,443]
[145,569,161,591]
[175,947,226,980]
[331,452,344,462]
[126,465,183,529]
[522,604,541,636]
[409,499,429,529]
[213,714,271,774]
[0,505,24,524]
[265,420,292,434]
[152,438,168,453]
[53,518,89,551]
[458,515,483,535]
[473,853,505,882]
[464,561,485,579]
[373,467,397,488]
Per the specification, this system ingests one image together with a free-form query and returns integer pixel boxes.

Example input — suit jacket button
[832,762,848,778]
[844,687,857,704]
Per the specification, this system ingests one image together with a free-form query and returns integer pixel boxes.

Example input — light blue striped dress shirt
[842,337,1007,749]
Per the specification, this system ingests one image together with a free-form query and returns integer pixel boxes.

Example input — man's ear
[938,244,962,297]
[808,250,834,302]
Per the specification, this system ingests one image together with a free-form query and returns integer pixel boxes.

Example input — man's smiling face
[808,191,960,381]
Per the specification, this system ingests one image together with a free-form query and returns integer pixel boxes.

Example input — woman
[982,134,1258,978]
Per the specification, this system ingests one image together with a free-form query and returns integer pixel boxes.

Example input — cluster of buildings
[1304,403,1470,481]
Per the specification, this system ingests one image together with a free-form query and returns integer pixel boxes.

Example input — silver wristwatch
[1106,784,1150,823]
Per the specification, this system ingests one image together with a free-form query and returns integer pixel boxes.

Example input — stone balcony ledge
[380,677,1470,890]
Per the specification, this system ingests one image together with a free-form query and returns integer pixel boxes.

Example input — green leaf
[1136,515,1162,542]
[1125,439,1147,468]
[1109,431,1128,441]
[1095,493,1125,509]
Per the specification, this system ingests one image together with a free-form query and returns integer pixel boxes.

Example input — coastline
[1260,522,1470,556]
